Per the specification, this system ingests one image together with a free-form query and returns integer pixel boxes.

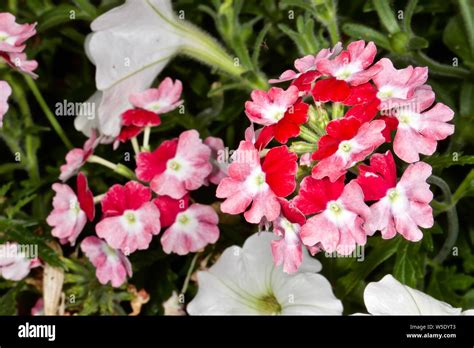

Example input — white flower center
[145,101,164,113]
[69,199,81,215]
[124,210,137,224]
[174,211,198,232]
[339,140,352,153]
[0,31,15,45]
[255,293,282,315]
[166,156,190,179]
[245,168,269,195]
[334,63,360,80]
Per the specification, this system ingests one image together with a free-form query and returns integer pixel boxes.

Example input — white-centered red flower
[311,117,386,182]
[216,140,297,223]
[59,131,98,181]
[154,195,219,255]
[294,177,371,255]
[96,181,161,254]
[390,94,454,163]
[0,80,12,127]
[135,130,212,199]
[244,86,309,143]
[47,173,95,246]
[0,13,36,53]
[316,40,380,86]
[80,236,132,287]
[204,136,228,185]
[0,242,39,281]
[357,151,433,241]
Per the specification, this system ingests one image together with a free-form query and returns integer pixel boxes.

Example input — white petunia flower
[76,0,243,138]
[363,274,474,315]
[187,232,343,315]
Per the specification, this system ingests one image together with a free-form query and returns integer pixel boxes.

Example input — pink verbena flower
[129,77,183,114]
[0,13,36,53]
[294,177,370,255]
[96,181,161,254]
[0,242,39,281]
[357,151,433,241]
[80,236,132,287]
[135,129,212,199]
[158,197,219,255]
[270,198,308,274]
[244,86,309,144]
[0,52,38,78]
[59,131,98,181]
[216,140,297,223]
[204,136,228,185]
[316,40,380,86]
[390,93,455,163]
[47,174,94,245]
[311,117,386,182]
[0,80,12,127]
[373,58,428,109]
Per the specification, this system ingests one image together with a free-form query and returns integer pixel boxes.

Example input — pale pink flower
[271,198,308,273]
[81,236,132,287]
[59,131,98,181]
[312,118,386,182]
[0,80,12,127]
[0,51,38,78]
[161,203,219,255]
[0,242,39,281]
[135,130,212,199]
[129,77,183,114]
[46,184,87,246]
[373,58,428,109]
[391,94,454,163]
[0,13,36,53]
[295,177,371,255]
[316,40,380,86]
[216,141,297,224]
[358,152,434,241]
[204,136,228,185]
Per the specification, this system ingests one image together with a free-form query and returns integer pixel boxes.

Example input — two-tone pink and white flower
[357,151,433,242]
[0,13,36,53]
[390,94,454,163]
[96,181,161,254]
[216,141,297,224]
[316,40,381,86]
[0,242,40,281]
[373,58,428,109]
[129,77,183,114]
[204,136,228,185]
[154,195,219,255]
[47,173,95,246]
[59,131,98,181]
[295,177,371,255]
[271,198,316,274]
[0,80,12,127]
[81,236,132,287]
[136,130,212,199]
[312,117,386,182]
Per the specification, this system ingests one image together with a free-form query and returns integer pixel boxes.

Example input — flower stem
[93,194,105,204]
[428,175,459,264]
[131,137,140,155]
[180,253,199,295]
[87,155,136,180]
[142,127,151,152]
[24,76,73,149]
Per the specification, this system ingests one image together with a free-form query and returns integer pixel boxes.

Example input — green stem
[458,0,474,59]
[372,0,400,34]
[87,155,136,180]
[142,127,151,152]
[428,175,459,264]
[180,253,199,295]
[131,137,140,155]
[24,76,73,149]
[411,51,472,79]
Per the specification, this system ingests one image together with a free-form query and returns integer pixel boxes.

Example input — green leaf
[425,154,474,169]
[37,5,92,32]
[407,36,429,50]
[393,241,424,288]
[460,82,474,118]
[0,285,21,315]
[443,9,474,63]
[72,0,98,18]
[5,194,36,219]
[372,0,400,34]
[337,237,401,298]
